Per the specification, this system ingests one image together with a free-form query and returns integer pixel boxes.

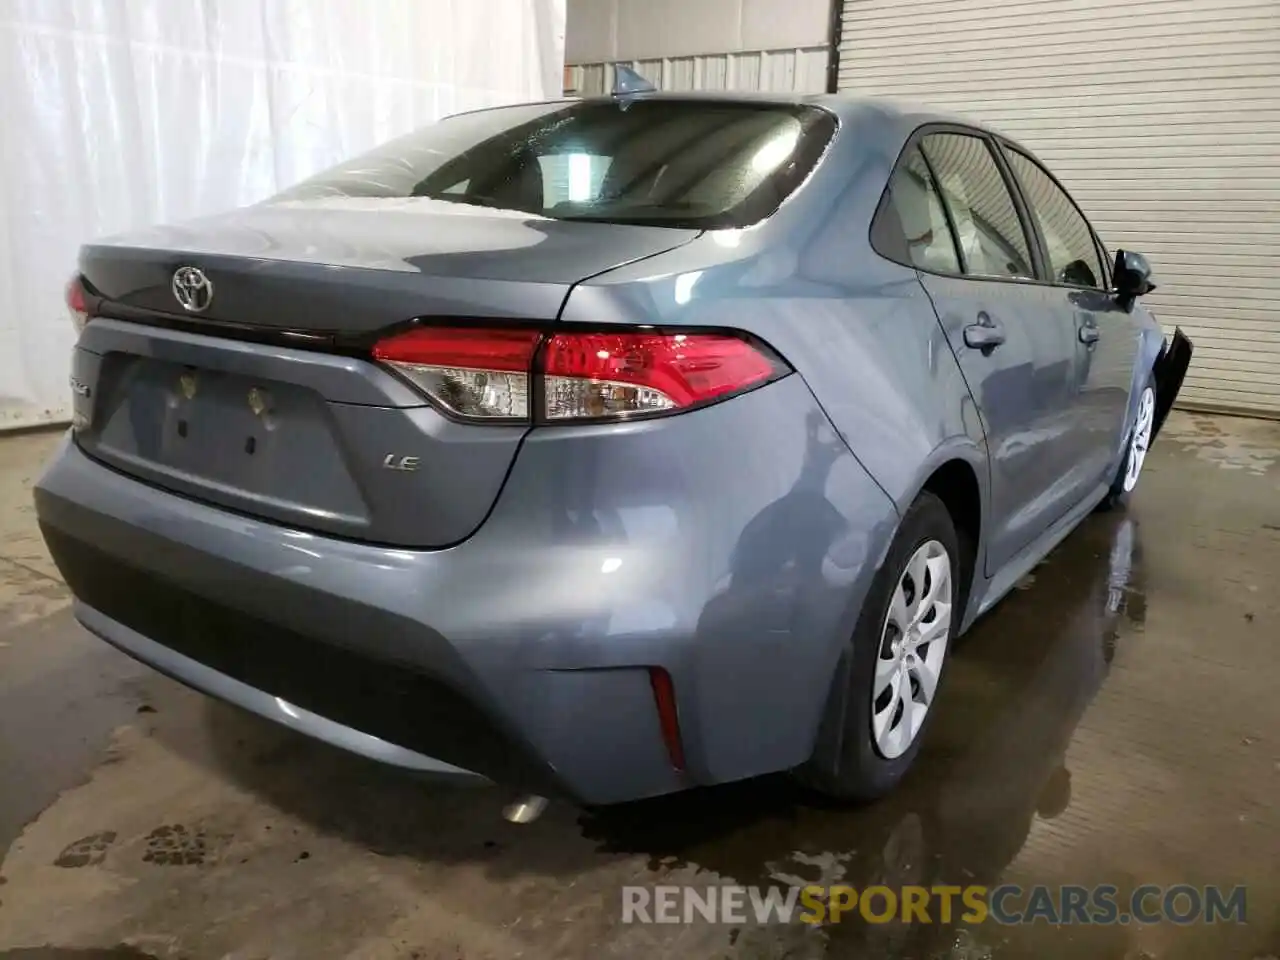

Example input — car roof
[453,91,1006,143]
[819,94,1001,136]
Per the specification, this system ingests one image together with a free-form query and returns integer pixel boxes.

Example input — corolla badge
[172,266,214,313]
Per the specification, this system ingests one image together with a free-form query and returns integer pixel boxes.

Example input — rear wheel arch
[798,451,986,792]
[797,488,962,798]
[919,458,981,626]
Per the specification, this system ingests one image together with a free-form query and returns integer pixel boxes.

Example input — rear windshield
[271,99,836,229]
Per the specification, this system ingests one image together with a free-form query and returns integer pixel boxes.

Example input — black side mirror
[1113,249,1156,307]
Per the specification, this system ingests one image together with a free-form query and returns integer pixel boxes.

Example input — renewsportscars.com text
[621,884,1247,926]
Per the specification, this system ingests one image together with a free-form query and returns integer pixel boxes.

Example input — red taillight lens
[372,327,541,419]
[66,276,90,334]
[542,331,783,420]
[371,325,787,423]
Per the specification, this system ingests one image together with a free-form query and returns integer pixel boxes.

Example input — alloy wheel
[1123,386,1156,493]
[872,539,953,759]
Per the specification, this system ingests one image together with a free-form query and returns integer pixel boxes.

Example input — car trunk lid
[72,201,698,547]
[81,197,698,333]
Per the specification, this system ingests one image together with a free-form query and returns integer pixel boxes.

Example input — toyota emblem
[172,266,213,313]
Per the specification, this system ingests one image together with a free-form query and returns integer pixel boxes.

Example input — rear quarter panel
[484,375,900,788]
[562,108,990,579]
[556,116,997,786]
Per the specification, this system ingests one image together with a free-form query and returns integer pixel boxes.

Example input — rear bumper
[34,374,898,805]
[74,600,485,780]
[38,471,570,798]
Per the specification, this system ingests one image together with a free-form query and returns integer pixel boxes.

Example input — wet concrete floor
[0,412,1278,959]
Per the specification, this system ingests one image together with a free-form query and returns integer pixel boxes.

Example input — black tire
[1098,376,1156,512]
[796,490,961,801]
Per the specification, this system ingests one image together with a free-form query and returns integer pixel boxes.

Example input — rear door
[999,145,1140,487]
[894,130,1084,573]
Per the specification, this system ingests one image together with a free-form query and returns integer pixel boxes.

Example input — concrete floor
[0,412,1278,960]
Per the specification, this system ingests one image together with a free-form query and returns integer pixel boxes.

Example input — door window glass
[874,145,961,273]
[1004,149,1106,289]
[920,133,1033,279]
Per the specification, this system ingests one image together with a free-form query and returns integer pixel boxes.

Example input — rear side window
[1003,148,1107,289]
[872,146,961,273]
[920,133,1034,280]
[273,99,836,230]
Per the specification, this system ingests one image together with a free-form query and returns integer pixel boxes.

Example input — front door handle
[964,317,1006,351]
[1079,324,1101,345]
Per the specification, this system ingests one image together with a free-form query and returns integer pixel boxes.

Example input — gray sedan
[35,92,1191,806]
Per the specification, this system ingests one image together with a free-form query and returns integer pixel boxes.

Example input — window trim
[915,142,968,275]
[983,136,1049,283]
[869,122,1048,287]
[996,139,1113,293]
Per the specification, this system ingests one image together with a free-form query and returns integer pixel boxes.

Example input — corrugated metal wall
[838,0,1280,417]
[567,45,829,96]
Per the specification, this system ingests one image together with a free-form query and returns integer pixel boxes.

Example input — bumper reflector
[648,666,686,772]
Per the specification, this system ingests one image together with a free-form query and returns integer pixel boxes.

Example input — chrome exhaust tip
[502,794,549,824]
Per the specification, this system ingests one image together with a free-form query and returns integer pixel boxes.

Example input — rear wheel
[798,491,960,800]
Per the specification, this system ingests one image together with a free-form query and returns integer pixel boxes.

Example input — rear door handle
[1079,324,1101,345]
[964,316,1006,351]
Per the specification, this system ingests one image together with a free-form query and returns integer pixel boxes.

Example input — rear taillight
[542,331,782,420]
[372,325,788,424]
[372,327,540,420]
[66,276,90,334]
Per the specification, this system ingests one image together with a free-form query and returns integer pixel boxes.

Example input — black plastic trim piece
[826,0,844,94]
[1151,328,1194,442]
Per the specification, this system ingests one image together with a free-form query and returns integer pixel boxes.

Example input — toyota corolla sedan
[35,92,1191,806]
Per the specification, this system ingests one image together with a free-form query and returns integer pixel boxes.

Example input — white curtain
[0,0,566,430]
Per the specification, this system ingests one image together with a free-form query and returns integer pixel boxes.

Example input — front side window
[1004,148,1106,289]
[920,133,1034,280]
[273,99,836,229]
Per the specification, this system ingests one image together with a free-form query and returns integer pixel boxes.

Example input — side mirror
[1113,249,1156,306]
